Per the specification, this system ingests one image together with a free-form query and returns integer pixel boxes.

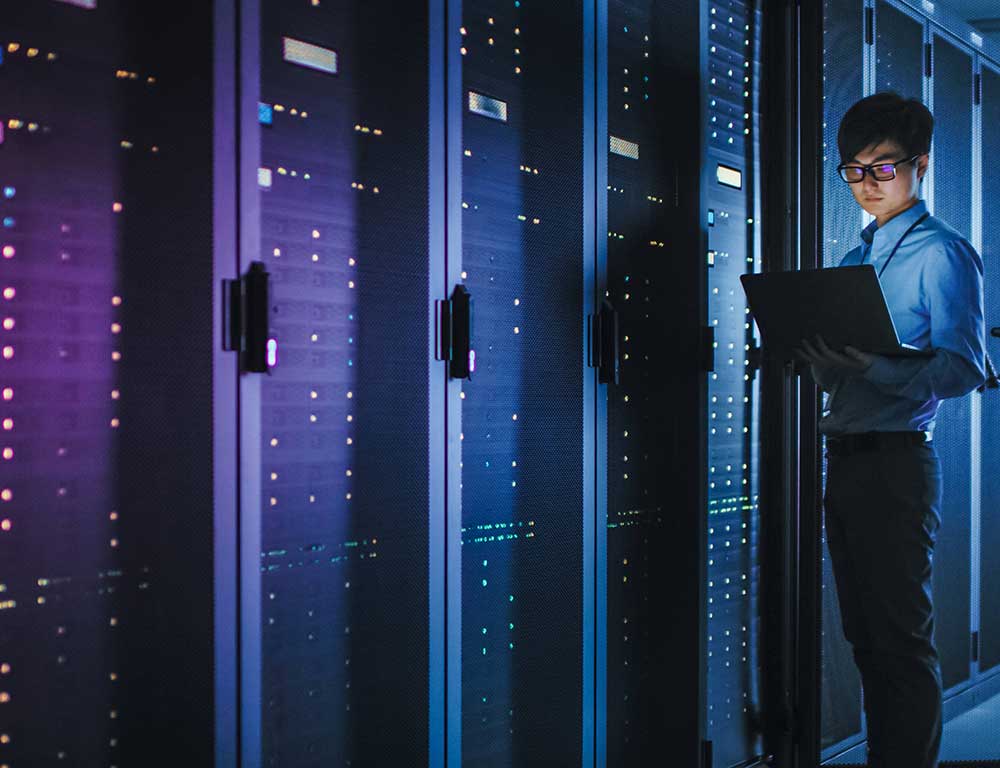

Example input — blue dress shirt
[816,199,986,436]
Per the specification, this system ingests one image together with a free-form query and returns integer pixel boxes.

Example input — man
[797,91,986,768]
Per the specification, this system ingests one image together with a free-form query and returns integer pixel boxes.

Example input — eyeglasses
[837,154,921,183]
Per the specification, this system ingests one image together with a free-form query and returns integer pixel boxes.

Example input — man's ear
[917,153,929,181]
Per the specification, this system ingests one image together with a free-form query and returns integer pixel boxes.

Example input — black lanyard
[865,212,930,278]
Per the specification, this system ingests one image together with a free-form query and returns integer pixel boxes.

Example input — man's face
[843,140,928,222]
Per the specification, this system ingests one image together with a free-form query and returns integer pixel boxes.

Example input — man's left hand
[797,336,874,373]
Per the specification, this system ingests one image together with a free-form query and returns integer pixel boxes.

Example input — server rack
[0,2,219,766]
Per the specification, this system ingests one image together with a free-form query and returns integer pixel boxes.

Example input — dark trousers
[824,441,943,768]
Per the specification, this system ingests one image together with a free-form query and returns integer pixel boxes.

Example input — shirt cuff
[862,354,902,385]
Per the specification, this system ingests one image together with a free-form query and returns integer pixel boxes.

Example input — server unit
[249,1,434,764]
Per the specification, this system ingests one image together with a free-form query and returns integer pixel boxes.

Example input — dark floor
[824,691,1000,765]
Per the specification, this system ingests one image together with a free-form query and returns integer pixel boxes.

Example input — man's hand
[796,335,874,373]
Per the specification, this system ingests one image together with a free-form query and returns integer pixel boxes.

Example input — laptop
[739,265,934,363]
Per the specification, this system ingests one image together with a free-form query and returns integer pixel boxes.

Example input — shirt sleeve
[862,238,986,401]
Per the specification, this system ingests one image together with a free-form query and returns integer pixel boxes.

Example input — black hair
[837,91,934,162]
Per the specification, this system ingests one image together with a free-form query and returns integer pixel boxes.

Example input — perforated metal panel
[704,1,763,765]
[875,1,924,100]
[0,3,216,765]
[256,2,431,763]
[603,1,700,762]
[980,64,1000,675]
[604,2,660,761]
[820,0,866,752]
[929,31,973,694]
[459,2,585,763]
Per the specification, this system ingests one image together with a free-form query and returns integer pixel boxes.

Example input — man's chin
[861,201,884,217]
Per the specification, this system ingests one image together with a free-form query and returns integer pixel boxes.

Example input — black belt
[825,431,930,457]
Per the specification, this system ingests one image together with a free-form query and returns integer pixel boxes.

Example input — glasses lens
[840,166,864,183]
[871,164,897,181]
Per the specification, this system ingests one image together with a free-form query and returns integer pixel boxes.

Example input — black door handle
[223,261,271,373]
[590,298,619,385]
[991,327,1000,338]
[437,285,474,380]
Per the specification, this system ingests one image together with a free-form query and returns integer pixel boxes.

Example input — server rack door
[703,0,775,766]
[820,0,866,755]
[248,2,433,764]
[603,1,707,764]
[875,0,925,100]
[0,4,218,766]
[928,30,974,695]
[457,2,587,764]
[980,62,1000,676]
[703,2,764,765]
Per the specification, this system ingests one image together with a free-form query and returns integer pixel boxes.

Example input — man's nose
[861,173,880,192]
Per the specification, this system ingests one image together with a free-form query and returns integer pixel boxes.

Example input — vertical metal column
[429,0,448,764]
[970,50,983,684]
[593,2,609,765]
[236,0,263,764]
[582,0,602,765]
[863,0,876,232]
[444,0,464,762]
[758,2,797,765]
[797,0,826,765]
[924,18,935,216]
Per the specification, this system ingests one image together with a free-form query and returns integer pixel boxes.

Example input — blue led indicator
[258,102,274,125]
[2,187,14,199]
[2,218,13,228]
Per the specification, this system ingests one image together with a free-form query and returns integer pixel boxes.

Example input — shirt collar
[860,199,928,246]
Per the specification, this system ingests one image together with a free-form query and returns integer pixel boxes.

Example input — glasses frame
[836,154,922,183]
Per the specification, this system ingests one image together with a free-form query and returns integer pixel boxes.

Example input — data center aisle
[825,690,1000,765]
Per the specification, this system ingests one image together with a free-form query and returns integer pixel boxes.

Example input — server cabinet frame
[757,0,825,766]
[214,1,242,765]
